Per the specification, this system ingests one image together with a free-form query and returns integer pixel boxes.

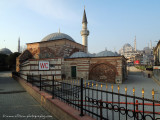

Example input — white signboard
[153,66,160,69]
[39,61,49,70]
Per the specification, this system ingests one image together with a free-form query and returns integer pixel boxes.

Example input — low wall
[13,75,94,120]
[153,69,160,81]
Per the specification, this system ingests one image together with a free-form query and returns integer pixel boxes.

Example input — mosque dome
[0,48,12,55]
[96,50,118,57]
[70,52,94,58]
[143,47,150,50]
[123,43,132,48]
[41,32,75,42]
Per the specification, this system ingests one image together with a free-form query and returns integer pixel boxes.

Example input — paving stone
[0,71,57,120]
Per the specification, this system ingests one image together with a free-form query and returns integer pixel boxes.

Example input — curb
[152,76,160,86]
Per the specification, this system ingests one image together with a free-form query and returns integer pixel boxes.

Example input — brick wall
[27,39,86,59]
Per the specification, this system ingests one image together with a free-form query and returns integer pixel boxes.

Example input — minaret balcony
[81,30,89,36]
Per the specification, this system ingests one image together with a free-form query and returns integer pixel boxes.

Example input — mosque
[0,48,12,55]
[16,8,127,84]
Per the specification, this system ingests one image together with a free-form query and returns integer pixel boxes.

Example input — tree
[6,52,21,68]
[0,54,8,66]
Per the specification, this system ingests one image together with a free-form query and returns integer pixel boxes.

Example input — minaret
[81,7,89,53]
[150,40,152,49]
[134,36,136,51]
[18,37,20,53]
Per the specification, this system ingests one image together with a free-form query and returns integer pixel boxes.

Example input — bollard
[148,74,150,78]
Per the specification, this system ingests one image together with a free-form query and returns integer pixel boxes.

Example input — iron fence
[15,73,160,120]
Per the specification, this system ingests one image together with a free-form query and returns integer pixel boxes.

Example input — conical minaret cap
[82,8,87,23]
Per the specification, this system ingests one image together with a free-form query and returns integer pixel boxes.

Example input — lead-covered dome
[70,52,94,58]
[0,48,12,55]
[123,43,132,47]
[41,32,75,42]
[96,50,118,57]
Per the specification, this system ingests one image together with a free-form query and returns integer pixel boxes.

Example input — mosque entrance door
[71,66,76,79]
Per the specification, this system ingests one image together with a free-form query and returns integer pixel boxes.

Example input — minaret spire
[18,37,20,53]
[150,40,152,49]
[81,7,89,53]
[82,7,87,23]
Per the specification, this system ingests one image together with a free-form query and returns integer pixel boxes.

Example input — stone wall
[64,56,127,83]
[18,55,127,84]
[16,50,33,72]
[19,58,62,80]
[62,59,89,80]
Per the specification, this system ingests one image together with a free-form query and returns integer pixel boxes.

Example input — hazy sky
[0,0,160,53]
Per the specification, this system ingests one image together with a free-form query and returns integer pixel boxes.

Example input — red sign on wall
[134,60,140,65]
[39,61,49,70]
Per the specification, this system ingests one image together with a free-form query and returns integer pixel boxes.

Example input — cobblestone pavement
[0,71,57,120]
[83,66,160,120]
[86,66,160,100]
[124,66,160,100]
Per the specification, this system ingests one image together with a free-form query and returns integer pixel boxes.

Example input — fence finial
[101,84,103,89]
[88,82,90,87]
[92,82,93,88]
[117,84,120,93]
[96,83,98,89]
[111,84,113,92]
[142,88,144,98]
[133,87,135,96]
[152,88,154,100]
[125,86,127,95]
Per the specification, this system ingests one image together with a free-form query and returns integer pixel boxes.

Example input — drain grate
[0,90,26,94]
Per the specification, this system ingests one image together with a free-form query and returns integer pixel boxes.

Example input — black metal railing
[15,73,160,120]
[12,72,20,77]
